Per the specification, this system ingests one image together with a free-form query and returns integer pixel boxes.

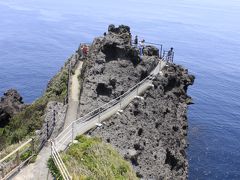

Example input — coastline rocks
[89,64,195,179]
[0,89,26,128]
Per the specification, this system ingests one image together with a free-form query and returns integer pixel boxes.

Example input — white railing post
[136,85,139,95]
[159,60,161,73]
[71,122,75,143]
[98,112,101,123]
[119,96,122,109]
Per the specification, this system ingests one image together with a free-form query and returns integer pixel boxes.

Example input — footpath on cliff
[64,61,83,128]
[12,61,83,180]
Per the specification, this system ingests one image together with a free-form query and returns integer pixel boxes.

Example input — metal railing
[162,50,174,63]
[51,141,71,180]
[0,139,35,180]
[50,59,166,180]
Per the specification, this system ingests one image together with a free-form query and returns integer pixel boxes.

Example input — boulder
[143,45,159,56]
[0,89,26,128]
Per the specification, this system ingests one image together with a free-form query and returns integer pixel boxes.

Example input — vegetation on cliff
[48,135,138,180]
[0,64,69,150]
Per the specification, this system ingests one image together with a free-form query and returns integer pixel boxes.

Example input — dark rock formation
[0,89,26,128]
[89,64,194,179]
[79,25,159,117]
[78,24,194,179]
[35,101,67,150]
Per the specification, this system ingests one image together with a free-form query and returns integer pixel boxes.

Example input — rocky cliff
[90,64,194,179]
[0,89,26,128]
[79,25,194,179]
[79,24,159,117]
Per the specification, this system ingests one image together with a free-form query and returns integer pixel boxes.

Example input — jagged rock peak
[1,89,24,104]
[108,24,131,35]
[0,89,25,128]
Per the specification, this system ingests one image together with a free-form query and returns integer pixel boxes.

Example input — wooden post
[31,138,35,155]
[0,164,4,179]
[16,150,20,171]
[47,121,49,139]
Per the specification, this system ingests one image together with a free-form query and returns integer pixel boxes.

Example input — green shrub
[0,64,70,150]
[48,157,64,180]
[50,135,138,180]
[20,149,32,161]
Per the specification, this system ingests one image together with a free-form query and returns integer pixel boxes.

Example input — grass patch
[49,135,138,180]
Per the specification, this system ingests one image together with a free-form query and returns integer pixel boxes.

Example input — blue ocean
[0,0,239,179]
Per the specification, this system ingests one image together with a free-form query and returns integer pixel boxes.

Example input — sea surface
[0,0,239,179]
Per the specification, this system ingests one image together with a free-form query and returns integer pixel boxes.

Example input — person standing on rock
[83,45,88,58]
[77,43,83,58]
[167,47,174,62]
[139,39,145,59]
[134,35,138,47]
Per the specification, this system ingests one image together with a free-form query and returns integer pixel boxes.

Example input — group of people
[133,35,174,62]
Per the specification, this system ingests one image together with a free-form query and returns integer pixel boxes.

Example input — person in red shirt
[82,45,88,57]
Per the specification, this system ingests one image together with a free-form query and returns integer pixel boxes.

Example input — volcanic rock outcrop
[79,24,159,116]
[0,89,26,128]
[78,24,195,179]
[90,64,194,179]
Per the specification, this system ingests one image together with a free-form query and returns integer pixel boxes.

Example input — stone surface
[79,25,159,117]
[89,64,194,179]
[36,101,67,150]
[78,24,195,179]
[0,89,26,128]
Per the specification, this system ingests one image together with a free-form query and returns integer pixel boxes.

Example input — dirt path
[64,61,82,128]
[12,61,83,180]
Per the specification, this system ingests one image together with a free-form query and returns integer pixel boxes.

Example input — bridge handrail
[54,58,165,146]
[0,138,35,179]
[0,139,33,163]
[51,141,71,180]
[55,70,155,144]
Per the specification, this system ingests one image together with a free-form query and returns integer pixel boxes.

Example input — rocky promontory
[79,25,159,117]
[78,24,195,179]
[0,24,194,179]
